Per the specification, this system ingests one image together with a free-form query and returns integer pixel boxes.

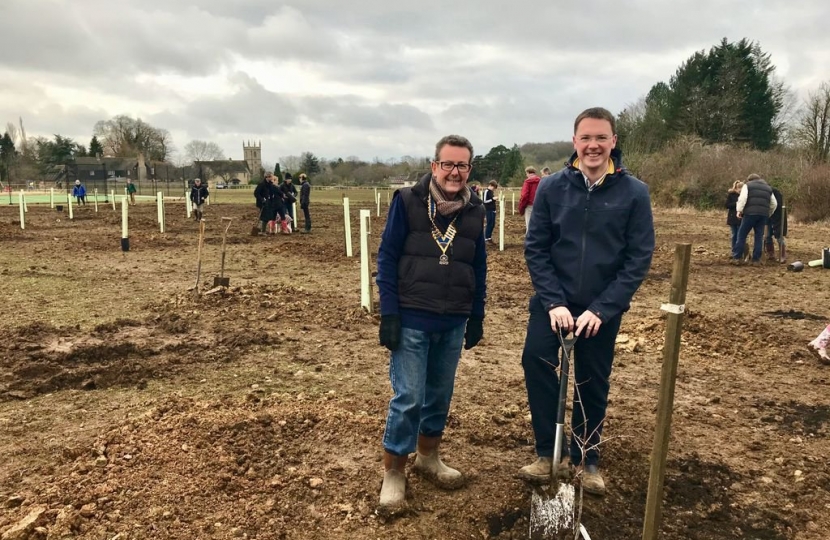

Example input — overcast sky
[1,0,828,165]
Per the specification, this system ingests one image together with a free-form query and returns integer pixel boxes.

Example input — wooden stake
[343,196,353,257]
[642,243,692,540]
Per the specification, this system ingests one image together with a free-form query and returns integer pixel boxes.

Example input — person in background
[481,180,498,242]
[375,134,486,511]
[518,166,541,230]
[519,107,654,497]
[255,173,285,234]
[732,173,777,265]
[299,173,311,233]
[725,180,743,255]
[541,167,552,176]
[281,173,298,226]
[765,186,787,263]
[126,179,137,206]
[190,178,209,221]
[73,180,87,205]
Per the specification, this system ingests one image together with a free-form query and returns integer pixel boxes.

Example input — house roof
[195,160,250,173]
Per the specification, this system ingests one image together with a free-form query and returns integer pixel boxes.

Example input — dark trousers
[485,210,496,240]
[521,295,621,467]
[733,214,766,261]
[301,204,311,231]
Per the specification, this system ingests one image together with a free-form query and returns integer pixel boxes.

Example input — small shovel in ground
[213,217,232,287]
[529,329,578,540]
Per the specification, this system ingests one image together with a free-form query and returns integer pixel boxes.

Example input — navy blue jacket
[525,149,654,322]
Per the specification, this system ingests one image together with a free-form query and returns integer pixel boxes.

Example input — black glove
[464,317,483,350]
[379,315,401,351]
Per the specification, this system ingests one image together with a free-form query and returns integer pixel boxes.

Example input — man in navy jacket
[518,107,654,496]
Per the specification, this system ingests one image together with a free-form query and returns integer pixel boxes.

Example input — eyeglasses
[435,161,472,173]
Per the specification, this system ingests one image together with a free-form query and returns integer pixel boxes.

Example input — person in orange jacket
[518,166,542,230]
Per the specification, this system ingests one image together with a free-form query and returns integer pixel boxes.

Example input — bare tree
[184,140,225,163]
[279,155,301,173]
[792,82,830,162]
[93,115,172,161]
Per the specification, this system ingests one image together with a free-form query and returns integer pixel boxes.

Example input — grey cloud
[303,96,434,130]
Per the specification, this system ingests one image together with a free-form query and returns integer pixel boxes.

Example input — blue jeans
[521,296,622,467]
[729,224,739,253]
[485,210,496,240]
[382,324,466,456]
[733,214,767,261]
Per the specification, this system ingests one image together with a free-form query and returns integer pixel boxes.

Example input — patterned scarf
[429,176,471,216]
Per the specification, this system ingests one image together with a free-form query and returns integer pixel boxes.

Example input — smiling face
[573,116,617,180]
[431,144,472,197]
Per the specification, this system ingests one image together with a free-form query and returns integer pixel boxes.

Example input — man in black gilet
[733,173,777,264]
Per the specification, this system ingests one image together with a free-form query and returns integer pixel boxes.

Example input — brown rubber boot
[412,435,465,489]
[581,464,606,496]
[518,456,572,484]
[378,451,408,510]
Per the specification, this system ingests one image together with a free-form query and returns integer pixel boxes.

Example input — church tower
[243,140,262,180]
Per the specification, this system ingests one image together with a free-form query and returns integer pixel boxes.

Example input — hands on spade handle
[548,306,602,338]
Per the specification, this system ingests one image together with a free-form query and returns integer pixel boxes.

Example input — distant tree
[791,81,830,163]
[75,144,87,157]
[500,144,525,186]
[184,140,225,162]
[0,132,16,183]
[88,135,104,157]
[300,151,321,175]
[664,38,785,149]
[273,162,282,180]
[279,155,301,174]
[617,83,671,154]
[93,115,173,161]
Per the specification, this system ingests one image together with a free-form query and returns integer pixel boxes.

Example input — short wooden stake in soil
[68,194,73,220]
[343,196,353,257]
[121,197,129,252]
[94,189,99,212]
[111,190,116,210]
[359,209,373,313]
[512,191,515,215]
[499,193,505,252]
[50,188,54,208]
[642,243,692,540]
[18,191,25,230]
[186,190,192,219]
[376,191,381,217]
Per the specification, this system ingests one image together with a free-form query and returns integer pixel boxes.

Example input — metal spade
[529,329,578,540]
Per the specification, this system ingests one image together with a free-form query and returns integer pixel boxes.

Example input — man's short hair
[746,173,762,181]
[541,167,552,175]
[434,135,473,162]
[525,166,537,175]
[574,107,616,134]
[488,180,498,187]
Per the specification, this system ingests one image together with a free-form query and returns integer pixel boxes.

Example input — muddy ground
[0,199,828,540]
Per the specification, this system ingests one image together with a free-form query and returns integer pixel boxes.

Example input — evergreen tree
[300,151,321,175]
[0,132,16,183]
[88,135,104,157]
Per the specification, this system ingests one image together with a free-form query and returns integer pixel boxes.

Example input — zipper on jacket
[578,189,590,293]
